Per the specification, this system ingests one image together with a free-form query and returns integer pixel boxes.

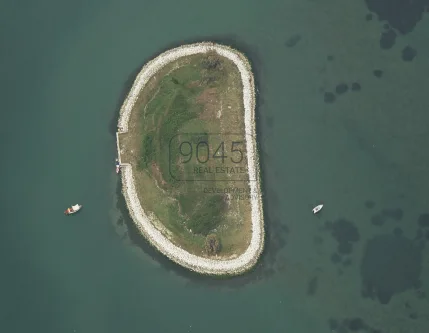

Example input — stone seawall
[116,42,264,275]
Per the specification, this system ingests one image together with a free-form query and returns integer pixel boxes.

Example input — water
[1,0,428,332]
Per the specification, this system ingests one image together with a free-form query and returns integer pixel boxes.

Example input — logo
[169,132,257,182]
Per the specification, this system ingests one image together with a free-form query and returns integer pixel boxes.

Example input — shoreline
[116,42,264,275]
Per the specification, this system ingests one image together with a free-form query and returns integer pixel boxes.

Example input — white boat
[64,204,82,215]
[115,159,120,174]
[312,204,323,214]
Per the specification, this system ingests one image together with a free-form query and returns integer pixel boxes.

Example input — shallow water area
[1,0,429,332]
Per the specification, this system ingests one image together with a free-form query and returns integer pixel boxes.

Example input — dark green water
[1,0,429,332]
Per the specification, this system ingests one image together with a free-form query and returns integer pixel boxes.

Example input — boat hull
[312,204,323,214]
[64,205,82,215]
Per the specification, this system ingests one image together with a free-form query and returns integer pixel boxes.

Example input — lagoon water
[1,0,429,332]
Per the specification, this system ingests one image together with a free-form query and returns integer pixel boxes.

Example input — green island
[117,43,264,274]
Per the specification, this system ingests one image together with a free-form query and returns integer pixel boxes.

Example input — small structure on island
[116,42,264,276]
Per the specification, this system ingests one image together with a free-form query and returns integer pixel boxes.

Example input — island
[116,42,264,275]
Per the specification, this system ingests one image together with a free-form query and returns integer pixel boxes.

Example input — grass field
[119,51,253,258]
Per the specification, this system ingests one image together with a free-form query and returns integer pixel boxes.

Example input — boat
[115,159,120,174]
[64,204,82,215]
[312,204,323,214]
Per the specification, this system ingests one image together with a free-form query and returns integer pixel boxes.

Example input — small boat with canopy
[64,204,82,215]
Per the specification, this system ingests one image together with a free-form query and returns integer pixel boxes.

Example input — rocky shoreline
[116,42,264,275]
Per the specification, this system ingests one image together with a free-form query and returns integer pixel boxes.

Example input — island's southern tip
[116,42,264,276]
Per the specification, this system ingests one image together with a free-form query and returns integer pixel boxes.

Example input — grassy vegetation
[119,51,253,258]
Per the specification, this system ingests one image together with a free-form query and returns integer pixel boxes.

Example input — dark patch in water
[347,318,366,331]
[364,0,429,34]
[373,69,383,78]
[393,227,403,237]
[382,208,403,220]
[379,29,397,49]
[360,233,423,304]
[335,83,349,95]
[413,280,422,289]
[402,46,417,61]
[343,258,352,266]
[328,318,339,330]
[418,213,429,227]
[338,242,353,254]
[327,55,334,61]
[409,312,418,319]
[331,253,341,264]
[371,214,385,226]
[324,92,336,103]
[328,219,360,254]
[372,209,403,225]
[414,228,423,240]
[416,289,426,299]
[328,317,381,333]
[285,34,301,47]
[279,224,290,234]
[383,23,390,30]
[351,82,361,92]
[365,200,375,209]
[307,276,318,295]
[116,216,124,226]
[365,13,373,21]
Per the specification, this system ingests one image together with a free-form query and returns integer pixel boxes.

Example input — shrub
[138,134,155,169]
[201,54,223,70]
[205,234,221,255]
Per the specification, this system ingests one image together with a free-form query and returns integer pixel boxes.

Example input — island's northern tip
[116,42,264,276]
